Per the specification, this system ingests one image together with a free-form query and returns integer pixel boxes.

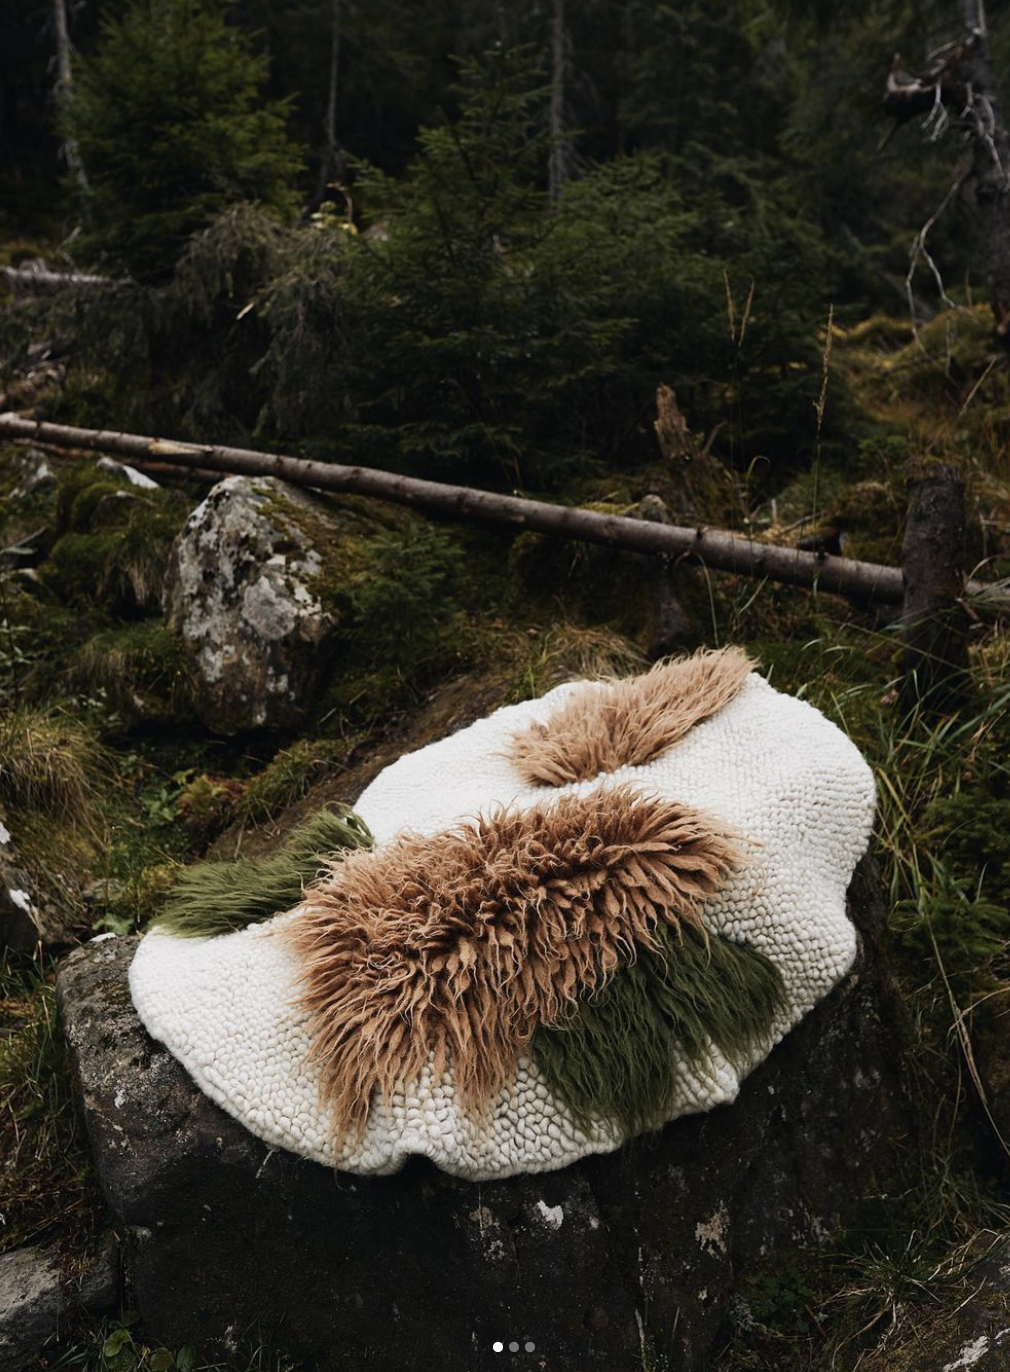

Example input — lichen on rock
[163,475,357,733]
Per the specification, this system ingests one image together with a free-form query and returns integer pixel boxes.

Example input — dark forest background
[3,0,1008,487]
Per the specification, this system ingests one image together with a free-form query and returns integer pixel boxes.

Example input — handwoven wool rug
[129,650,876,1180]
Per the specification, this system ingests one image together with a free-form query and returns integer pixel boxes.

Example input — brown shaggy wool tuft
[508,646,755,787]
[286,785,739,1138]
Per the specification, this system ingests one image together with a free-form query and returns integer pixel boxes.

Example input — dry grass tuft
[0,706,106,828]
[508,623,648,703]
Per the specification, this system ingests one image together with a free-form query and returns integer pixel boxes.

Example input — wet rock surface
[57,858,911,1372]
[0,1247,62,1372]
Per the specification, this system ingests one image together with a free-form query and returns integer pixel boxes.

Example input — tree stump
[901,460,968,709]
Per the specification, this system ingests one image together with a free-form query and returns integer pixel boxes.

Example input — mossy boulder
[163,476,389,734]
[69,620,195,725]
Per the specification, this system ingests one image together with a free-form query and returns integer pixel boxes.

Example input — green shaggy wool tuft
[152,806,373,937]
[532,924,785,1133]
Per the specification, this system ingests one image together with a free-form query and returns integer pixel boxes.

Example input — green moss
[176,773,246,847]
[41,465,188,613]
[0,579,84,710]
[828,479,904,564]
[152,805,373,936]
[889,305,995,398]
[43,531,117,601]
[767,465,849,529]
[532,923,785,1133]
[60,474,131,532]
[507,529,690,646]
[341,522,465,672]
[256,484,402,624]
[70,619,194,723]
[237,737,348,822]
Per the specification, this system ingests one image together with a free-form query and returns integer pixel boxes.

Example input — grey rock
[0,1236,120,1372]
[163,476,340,733]
[0,865,42,953]
[96,456,160,490]
[57,859,910,1372]
[0,1247,61,1372]
[10,450,56,500]
[76,1231,121,1313]
[0,810,74,953]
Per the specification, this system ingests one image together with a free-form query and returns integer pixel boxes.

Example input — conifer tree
[70,0,304,282]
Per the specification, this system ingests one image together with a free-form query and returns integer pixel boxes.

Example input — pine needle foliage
[532,923,785,1133]
[69,0,303,282]
[152,807,373,938]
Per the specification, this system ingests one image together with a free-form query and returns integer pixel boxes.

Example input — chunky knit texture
[128,662,877,1180]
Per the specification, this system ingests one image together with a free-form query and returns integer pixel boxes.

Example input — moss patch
[41,464,189,614]
[236,738,348,823]
[69,619,195,723]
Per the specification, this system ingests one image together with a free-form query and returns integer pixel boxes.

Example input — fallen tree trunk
[1,266,117,296]
[0,412,997,609]
[19,437,222,485]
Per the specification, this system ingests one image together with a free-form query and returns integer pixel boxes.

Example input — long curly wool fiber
[287,784,738,1138]
[508,646,754,786]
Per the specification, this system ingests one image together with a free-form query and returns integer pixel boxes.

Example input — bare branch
[905,168,970,327]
